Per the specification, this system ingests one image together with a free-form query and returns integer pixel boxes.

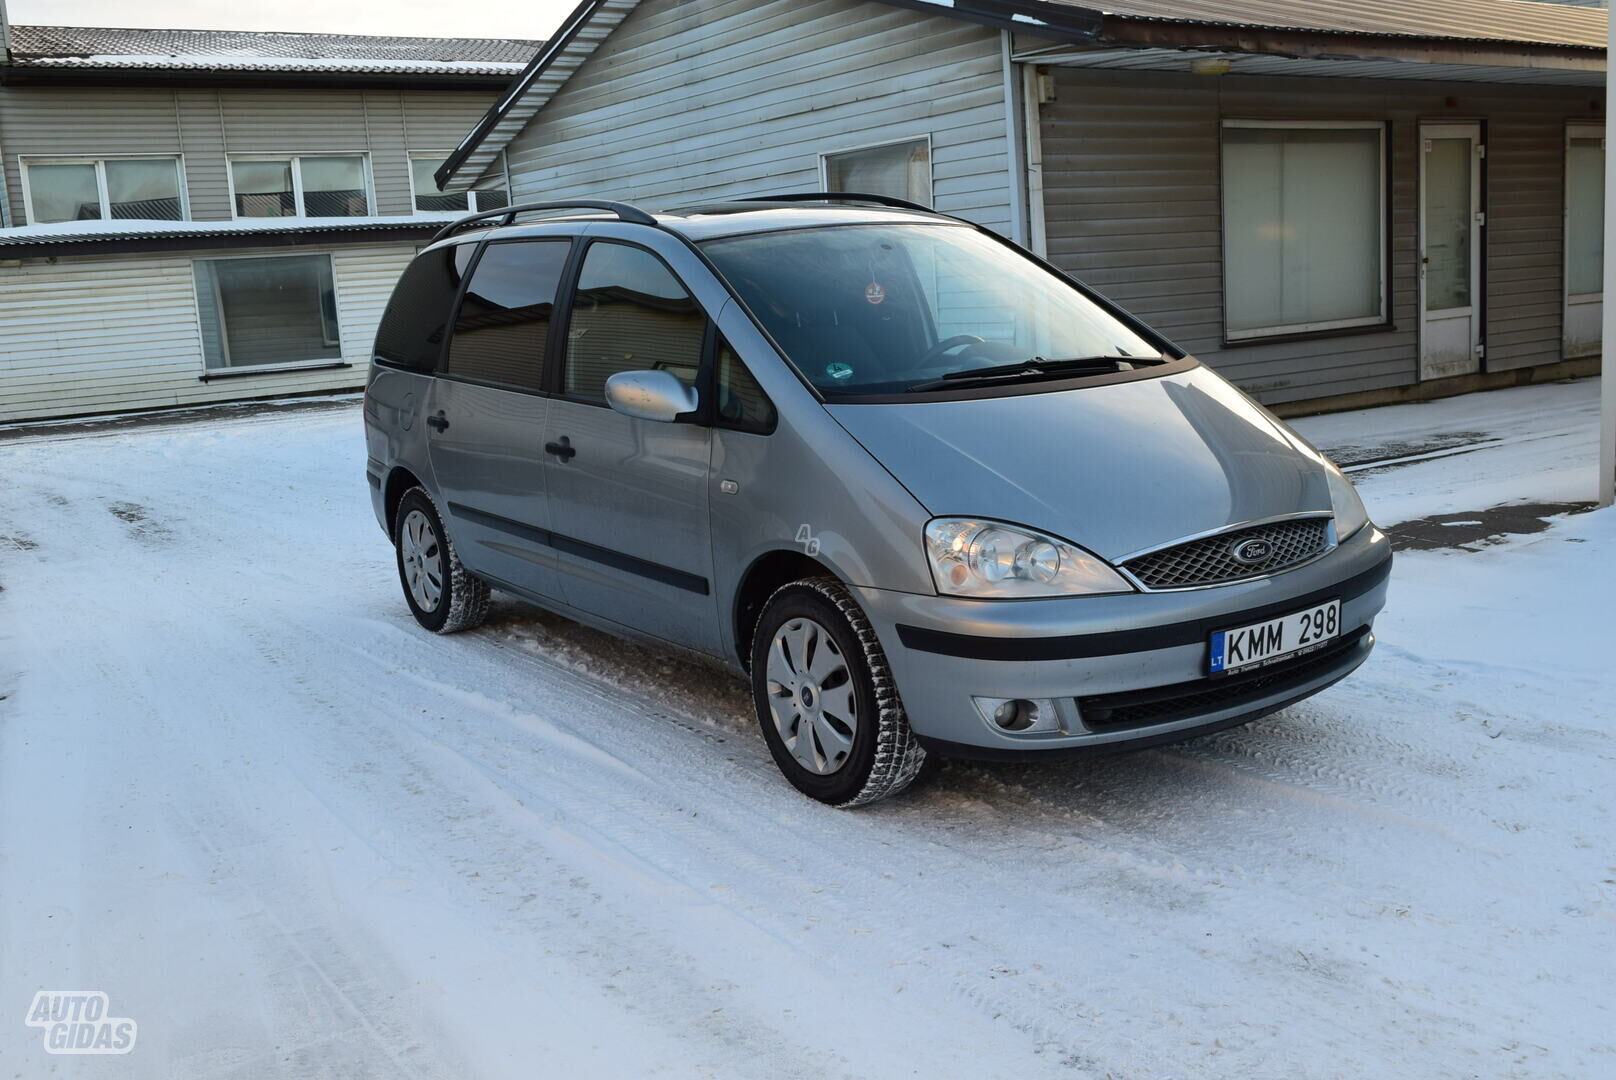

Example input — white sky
[5,0,577,40]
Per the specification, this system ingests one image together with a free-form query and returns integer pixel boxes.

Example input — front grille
[1078,628,1369,732]
[1122,518,1330,590]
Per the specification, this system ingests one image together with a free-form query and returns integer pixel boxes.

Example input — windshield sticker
[864,282,886,305]
[825,363,855,382]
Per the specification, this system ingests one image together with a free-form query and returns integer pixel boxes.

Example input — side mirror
[604,369,700,423]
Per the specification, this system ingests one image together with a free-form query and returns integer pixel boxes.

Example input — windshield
[700,223,1161,397]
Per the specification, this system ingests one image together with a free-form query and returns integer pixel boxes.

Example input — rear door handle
[545,436,577,462]
[426,412,450,432]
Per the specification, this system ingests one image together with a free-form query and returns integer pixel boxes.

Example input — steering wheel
[913,334,987,370]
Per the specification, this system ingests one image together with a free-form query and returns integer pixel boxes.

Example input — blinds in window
[1223,127,1383,335]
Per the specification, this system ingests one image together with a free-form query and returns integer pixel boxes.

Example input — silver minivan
[364,195,1391,806]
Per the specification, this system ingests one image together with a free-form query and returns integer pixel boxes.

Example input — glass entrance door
[1420,124,1483,380]
[1565,126,1604,359]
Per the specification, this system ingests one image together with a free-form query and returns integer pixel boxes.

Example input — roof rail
[737,192,937,215]
[430,199,656,244]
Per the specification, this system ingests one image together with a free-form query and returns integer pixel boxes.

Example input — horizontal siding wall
[0,242,414,422]
[1040,69,1602,405]
[0,86,502,223]
[503,0,1015,232]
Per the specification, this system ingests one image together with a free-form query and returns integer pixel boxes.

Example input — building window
[1221,121,1387,339]
[193,254,342,371]
[230,155,370,218]
[1566,130,1604,299]
[22,157,185,223]
[821,137,932,206]
[409,153,510,213]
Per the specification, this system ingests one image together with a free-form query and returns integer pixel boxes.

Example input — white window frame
[1565,122,1605,305]
[19,154,190,225]
[226,152,374,220]
[407,151,507,213]
[1220,119,1389,341]
[189,251,347,375]
[818,134,935,207]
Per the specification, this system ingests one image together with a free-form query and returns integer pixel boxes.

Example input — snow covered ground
[0,378,1610,1079]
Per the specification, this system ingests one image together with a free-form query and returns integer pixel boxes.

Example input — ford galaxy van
[364,195,1391,806]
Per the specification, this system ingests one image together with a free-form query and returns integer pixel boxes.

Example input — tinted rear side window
[563,242,706,403]
[447,239,571,392]
[373,243,476,372]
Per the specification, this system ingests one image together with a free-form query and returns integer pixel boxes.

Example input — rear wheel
[750,578,928,807]
[394,488,490,634]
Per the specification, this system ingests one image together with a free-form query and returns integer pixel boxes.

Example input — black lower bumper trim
[897,552,1390,662]
[1080,628,1370,731]
[916,630,1373,763]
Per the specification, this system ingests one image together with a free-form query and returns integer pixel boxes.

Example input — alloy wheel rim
[765,617,857,775]
[400,509,445,612]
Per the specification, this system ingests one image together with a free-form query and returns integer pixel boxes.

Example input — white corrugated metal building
[0,21,534,422]
[438,0,1608,414]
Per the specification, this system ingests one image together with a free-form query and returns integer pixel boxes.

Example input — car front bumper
[852,524,1392,757]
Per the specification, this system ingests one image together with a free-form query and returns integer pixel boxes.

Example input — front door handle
[426,411,450,432]
[545,436,577,462]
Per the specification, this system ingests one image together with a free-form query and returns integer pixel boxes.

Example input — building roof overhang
[0,64,520,90]
[0,215,462,260]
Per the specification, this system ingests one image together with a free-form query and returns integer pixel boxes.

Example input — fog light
[975,696,1062,735]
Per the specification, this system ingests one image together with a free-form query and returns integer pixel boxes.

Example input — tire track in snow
[0,585,473,1076]
[226,607,1037,1079]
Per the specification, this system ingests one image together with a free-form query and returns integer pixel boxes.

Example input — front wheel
[394,488,490,634]
[750,578,929,807]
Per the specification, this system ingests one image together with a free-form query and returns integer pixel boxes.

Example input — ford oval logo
[1231,538,1274,565]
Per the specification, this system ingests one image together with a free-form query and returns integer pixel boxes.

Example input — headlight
[1326,465,1370,541]
[925,519,1132,599]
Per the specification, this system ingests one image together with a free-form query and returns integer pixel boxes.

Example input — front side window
[701,223,1159,398]
[231,155,370,218]
[715,337,776,435]
[563,242,706,403]
[193,254,341,371]
[24,157,184,223]
[1221,122,1386,339]
[409,154,510,213]
[821,138,932,205]
[447,240,570,391]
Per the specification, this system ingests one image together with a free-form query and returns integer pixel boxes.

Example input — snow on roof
[1072,0,1607,50]
[6,25,541,76]
[0,214,466,247]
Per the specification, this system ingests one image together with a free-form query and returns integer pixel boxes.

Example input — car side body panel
[365,364,438,534]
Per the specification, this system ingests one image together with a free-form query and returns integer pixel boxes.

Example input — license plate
[1209,600,1342,676]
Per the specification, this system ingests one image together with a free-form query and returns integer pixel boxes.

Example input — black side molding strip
[450,501,549,545]
[446,502,710,596]
[896,553,1392,662]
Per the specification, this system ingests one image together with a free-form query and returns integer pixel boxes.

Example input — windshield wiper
[905,354,1158,393]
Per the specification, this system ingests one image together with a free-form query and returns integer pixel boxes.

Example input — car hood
[826,366,1332,562]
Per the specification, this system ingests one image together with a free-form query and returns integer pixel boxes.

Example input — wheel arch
[383,466,427,539]
[731,549,840,669]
